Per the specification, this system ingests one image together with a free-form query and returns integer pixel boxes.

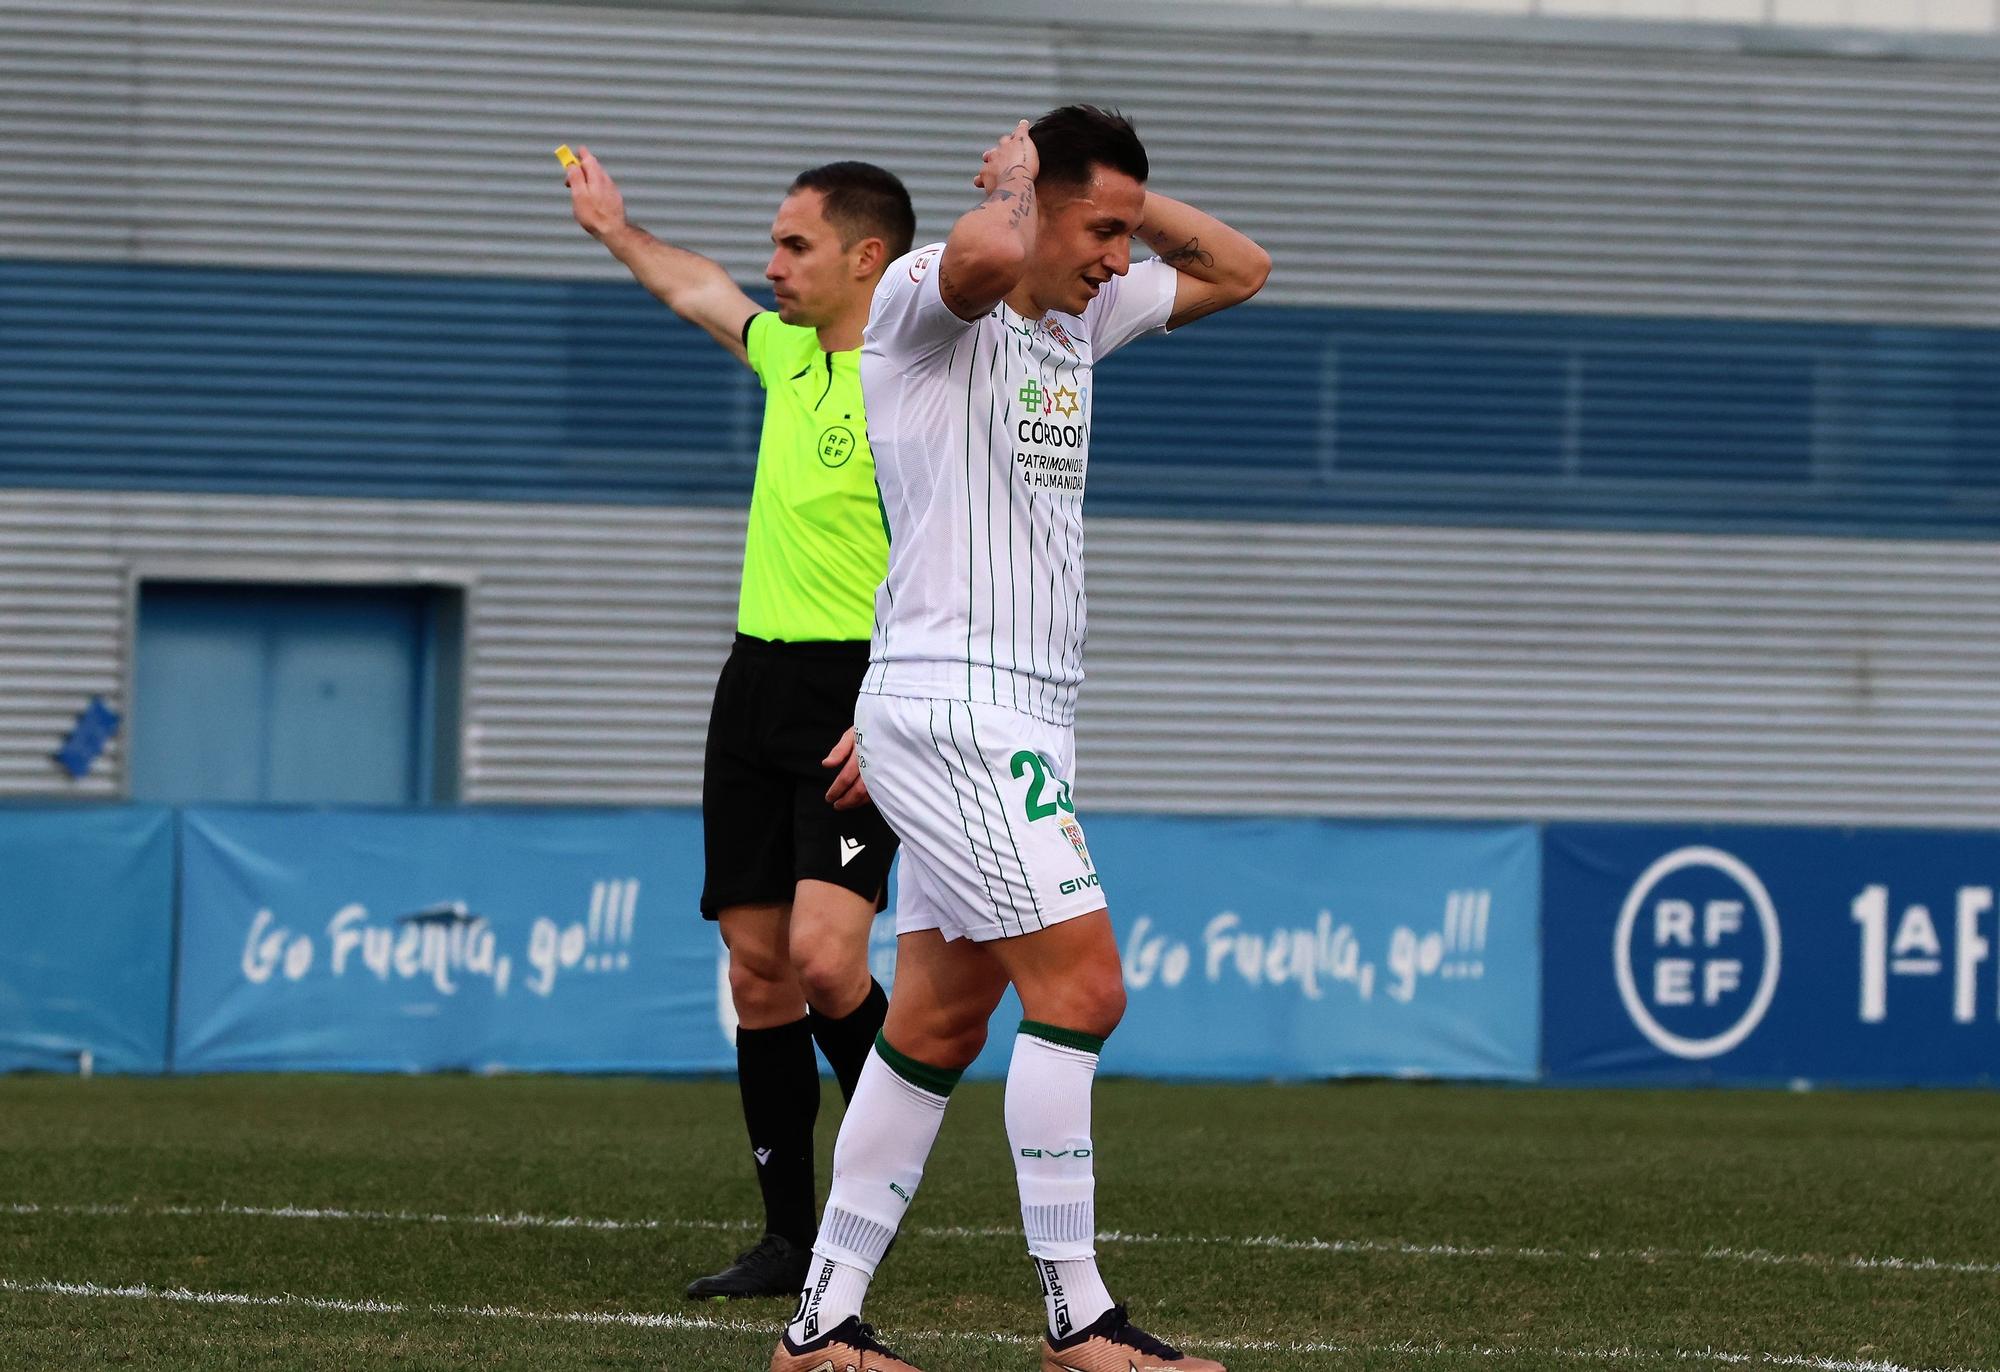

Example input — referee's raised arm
[564,145,762,365]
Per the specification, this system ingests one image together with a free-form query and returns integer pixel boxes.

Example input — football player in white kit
[772,106,1270,1372]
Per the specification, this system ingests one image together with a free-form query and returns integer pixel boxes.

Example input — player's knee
[887,1007,989,1070]
[726,947,796,1018]
[925,1017,988,1070]
[790,939,868,1015]
[1043,962,1125,1040]
[1074,966,1127,1039]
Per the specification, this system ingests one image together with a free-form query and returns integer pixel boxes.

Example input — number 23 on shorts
[1009,749,1073,822]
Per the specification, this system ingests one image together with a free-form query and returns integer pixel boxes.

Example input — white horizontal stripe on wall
[1,0,1995,323]
[6,487,1999,826]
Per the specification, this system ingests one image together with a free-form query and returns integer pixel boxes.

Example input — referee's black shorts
[699,633,898,919]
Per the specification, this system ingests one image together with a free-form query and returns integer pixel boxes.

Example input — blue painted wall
[4,259,1997,535]
[131,584,442,805]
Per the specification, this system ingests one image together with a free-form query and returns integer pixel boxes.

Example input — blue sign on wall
[945,816,1543,1081]
[1544,824,2000,1085]
[175,807,723,1073]
[0,806,175,1074]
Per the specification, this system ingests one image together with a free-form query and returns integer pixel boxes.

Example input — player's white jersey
[858,242,1177,726]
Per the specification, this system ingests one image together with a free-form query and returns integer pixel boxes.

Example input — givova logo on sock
[1018,1146,1091,1158]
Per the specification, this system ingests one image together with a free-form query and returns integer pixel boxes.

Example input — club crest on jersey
[1042,318,1079,356]
[1060,817,1093,872]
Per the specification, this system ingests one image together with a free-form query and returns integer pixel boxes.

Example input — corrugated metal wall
[7,487,2000,826]
[1085,519,2000,824]
[0,489,741,801]
[2,0,1995,323]
[3,0,1997,825]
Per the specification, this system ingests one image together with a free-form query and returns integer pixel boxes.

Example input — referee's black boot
[685,1231,812,1300]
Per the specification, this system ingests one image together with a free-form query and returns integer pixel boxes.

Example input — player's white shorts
[854,692,1106,943]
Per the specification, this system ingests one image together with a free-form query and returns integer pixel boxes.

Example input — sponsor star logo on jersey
[1014,376,1087,492]
[1017,377,1080,420]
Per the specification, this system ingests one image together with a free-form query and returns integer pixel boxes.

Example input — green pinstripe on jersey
[858,246,1178,724]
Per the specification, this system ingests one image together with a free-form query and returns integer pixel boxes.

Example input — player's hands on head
[822,726,871,811]
[565,146,628,239]
[973,119,1039,192]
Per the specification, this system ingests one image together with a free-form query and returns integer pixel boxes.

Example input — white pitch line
[1086,1228,2000,1281]
[1,1200,750,1236]
[0,1277,1983,1372]
[10,1200,2000,1281]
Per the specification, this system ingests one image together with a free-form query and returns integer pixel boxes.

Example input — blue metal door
[131,583,450,804]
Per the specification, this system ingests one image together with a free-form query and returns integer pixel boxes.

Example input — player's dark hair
[1029,104,1148,191]
[790,161,916,260]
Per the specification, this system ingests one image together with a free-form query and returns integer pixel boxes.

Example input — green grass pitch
[1,1074,1994,1370]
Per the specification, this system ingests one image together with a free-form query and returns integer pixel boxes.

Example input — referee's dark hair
[791,161,916,260]
[1029,104,1148,191]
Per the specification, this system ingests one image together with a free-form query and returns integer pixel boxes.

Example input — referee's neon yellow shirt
[736,311,886,643]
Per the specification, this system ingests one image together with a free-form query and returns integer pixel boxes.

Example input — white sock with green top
[1008,1020,1116,1340]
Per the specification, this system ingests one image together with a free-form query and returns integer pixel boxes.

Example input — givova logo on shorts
[1615,846,1782,1060]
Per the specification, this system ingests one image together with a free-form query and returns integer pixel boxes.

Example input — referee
[565,148,910,1299]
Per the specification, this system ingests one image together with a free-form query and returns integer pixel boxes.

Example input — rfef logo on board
[1613,846,1781,1060]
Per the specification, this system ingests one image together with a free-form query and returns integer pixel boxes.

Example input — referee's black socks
[735,982,888,1246]
[810,978,889,1102]
[735,1016,821,1246]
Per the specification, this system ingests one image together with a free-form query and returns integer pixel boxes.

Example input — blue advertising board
[0,805,175,1074]
[14,804,1537,1080]
[1544,824,2000,1085]
[174,807,724,1073]
[945,816,1541,1081]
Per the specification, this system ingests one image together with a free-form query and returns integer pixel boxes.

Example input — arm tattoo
[1169,294,1230,327]
[1003,184,1035,229]
[1153,235,1215,270]
[938,264,978,317]
[980,164,1036,230]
